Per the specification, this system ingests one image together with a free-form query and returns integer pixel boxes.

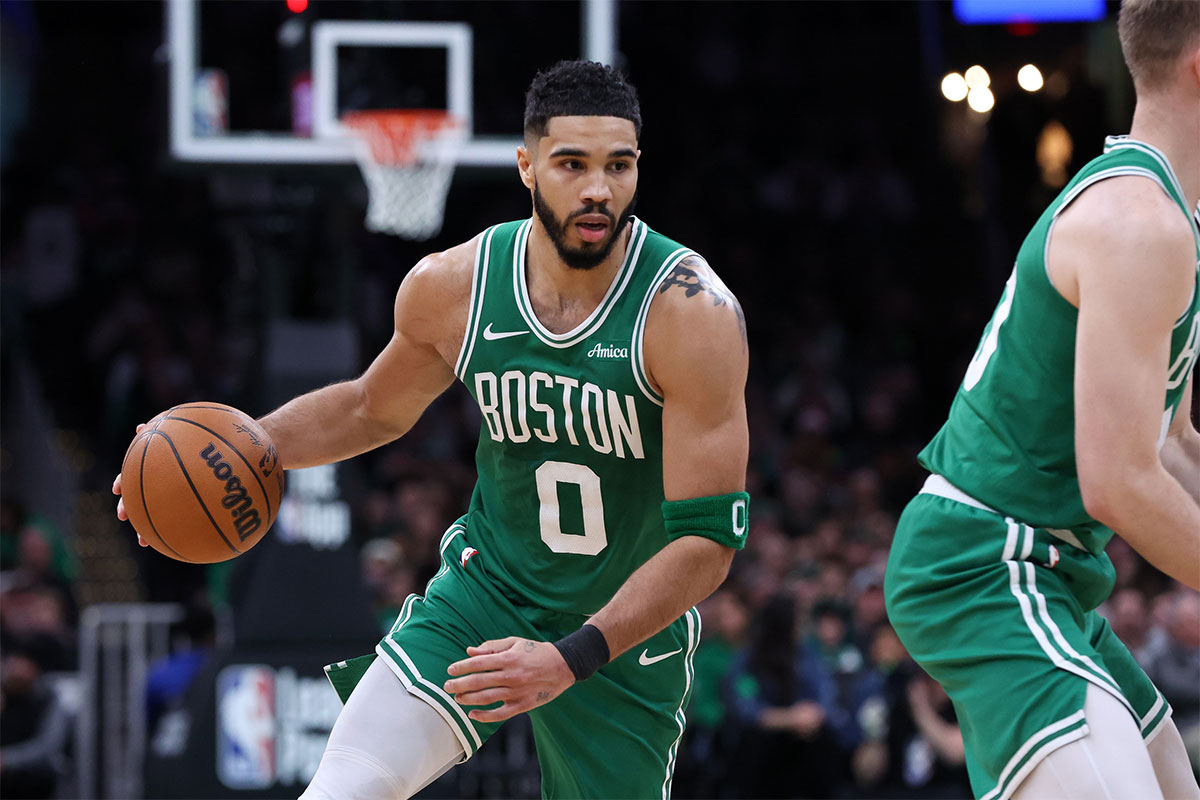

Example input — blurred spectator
[674,589,749,799]
[725,593,849,798]
[1103,587,1166,665]
[145,596,217,732]
[800,598,865,751]
[848,564,889,652]
[2,518,77,625]
[360,537,403,629]
[850,625,971,799]
[0,644,71,799]
[0,584,75,673]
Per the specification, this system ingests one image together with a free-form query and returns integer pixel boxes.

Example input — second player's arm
[258,253,462,469]
[1060,180,1200,590]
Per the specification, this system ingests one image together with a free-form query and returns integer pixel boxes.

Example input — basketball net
[342,110,464,240]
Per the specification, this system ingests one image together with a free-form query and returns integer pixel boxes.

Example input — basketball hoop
[342,110,464,240]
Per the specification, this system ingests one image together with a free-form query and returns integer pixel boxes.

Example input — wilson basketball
[120,403,285,563]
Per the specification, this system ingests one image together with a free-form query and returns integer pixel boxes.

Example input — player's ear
[517,146,536,190]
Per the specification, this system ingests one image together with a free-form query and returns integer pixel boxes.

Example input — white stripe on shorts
[1004,533,1134,718]
[661,608,700,800]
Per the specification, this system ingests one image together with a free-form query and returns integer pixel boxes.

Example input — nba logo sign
[217,665,277,789]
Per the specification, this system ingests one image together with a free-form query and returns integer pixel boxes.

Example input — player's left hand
[444,636,575,722]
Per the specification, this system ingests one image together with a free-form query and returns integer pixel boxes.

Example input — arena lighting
[941,72,969,102]
[287,0,308,13]
[967,86,996,113]
[1018,64,1044,92]
[964,65,991,89]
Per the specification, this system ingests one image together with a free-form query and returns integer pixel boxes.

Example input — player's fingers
[468,702,521,723]
[117,497,128,522]
[112,474,123,495]
[137,535,148,548]
[444,670,509,694]
[136,423,146,433]
[451,687,510,707]
[465,637,520,656]
[446,652,508,677]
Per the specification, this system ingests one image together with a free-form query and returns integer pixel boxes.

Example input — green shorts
[325,517,701,799]
[884,478,1171,800]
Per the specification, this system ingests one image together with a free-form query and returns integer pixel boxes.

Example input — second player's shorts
[884,476,1172,800]
[325,516,701,799]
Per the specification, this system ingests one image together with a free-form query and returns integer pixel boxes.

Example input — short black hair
[523,60,642,142]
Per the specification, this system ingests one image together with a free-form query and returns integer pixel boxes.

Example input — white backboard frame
[166,0,617,166]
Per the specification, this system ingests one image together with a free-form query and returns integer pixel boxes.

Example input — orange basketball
[120,403,285,563]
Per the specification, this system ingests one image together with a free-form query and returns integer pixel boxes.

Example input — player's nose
[580,171,613,205]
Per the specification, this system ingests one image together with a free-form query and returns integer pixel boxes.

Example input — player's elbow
[1077,458,1156,531]
[1078,473,1118,526]
[703,543,736,595]
[1078,468,1130,528]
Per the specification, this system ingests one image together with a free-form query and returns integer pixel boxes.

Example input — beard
[532,184,637,271]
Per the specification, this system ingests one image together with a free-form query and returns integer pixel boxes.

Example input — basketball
[120,403,285,563]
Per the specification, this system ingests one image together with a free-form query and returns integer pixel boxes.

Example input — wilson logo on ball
[200,442,262,541]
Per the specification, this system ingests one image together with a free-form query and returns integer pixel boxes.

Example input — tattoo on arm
[537,691,551,702]
[524,640,537,653]
[658,257,748,348]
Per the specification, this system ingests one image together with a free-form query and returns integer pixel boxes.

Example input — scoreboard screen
[953,0,1106,24]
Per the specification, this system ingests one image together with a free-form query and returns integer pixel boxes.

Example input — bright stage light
[941,72,969,102]
[967,86,995,113]
[1018,64,1044,92]
[965,65,991,89]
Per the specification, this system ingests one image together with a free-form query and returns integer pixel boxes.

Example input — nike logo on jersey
[638,647,682,666]
[482,323,529,341]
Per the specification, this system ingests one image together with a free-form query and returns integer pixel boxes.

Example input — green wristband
[661,491,750,550]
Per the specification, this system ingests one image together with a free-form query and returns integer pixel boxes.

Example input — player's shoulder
[1060,175,1192,250]
[648,251,742,326]
[644,250,747,367]
[1056,176,1195,316]
[391,233,490,347]
[405,233,482,291]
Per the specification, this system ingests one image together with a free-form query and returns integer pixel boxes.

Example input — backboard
[167,0,618,166]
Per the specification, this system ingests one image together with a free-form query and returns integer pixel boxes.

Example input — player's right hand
[114,424,148,547]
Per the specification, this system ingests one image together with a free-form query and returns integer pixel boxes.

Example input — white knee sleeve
[1147,719,1200,800]
[1013,684,1162,800]
[300,659,465,800]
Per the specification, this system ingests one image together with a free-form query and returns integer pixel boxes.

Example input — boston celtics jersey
[454,217,696,615]
[921,137,1200,552]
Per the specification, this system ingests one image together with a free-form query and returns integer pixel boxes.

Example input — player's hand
[114,423,148,547]
[788,701,825,737]
[444,636,575,722]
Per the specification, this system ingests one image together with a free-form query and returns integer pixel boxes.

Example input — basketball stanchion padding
[343,110,465,240]
[120,403,286,563]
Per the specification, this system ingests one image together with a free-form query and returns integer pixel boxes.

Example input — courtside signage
[216,665,342,790]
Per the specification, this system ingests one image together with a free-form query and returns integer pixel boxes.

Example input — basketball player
[116,60,748,797]
[884,1,1200,798]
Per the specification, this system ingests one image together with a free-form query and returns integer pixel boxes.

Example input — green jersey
[921,137,1200,553]
[454,217,696,615]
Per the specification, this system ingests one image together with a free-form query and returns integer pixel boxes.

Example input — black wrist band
[553,624,610,682]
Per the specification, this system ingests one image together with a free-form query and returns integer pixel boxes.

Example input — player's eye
[609,161,630,173]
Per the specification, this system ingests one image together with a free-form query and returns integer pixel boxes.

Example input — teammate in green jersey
[117,60,749,798]
[885,1,1200,798]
